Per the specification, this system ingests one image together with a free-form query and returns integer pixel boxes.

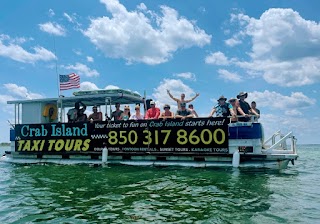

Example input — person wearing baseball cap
[145,101,160,119]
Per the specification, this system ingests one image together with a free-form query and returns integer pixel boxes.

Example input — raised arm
[185,93,200,103]
[167,90,179,102]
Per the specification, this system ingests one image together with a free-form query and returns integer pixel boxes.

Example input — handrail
[263,131,293,153]
[227,115,259,122]
[264,130,281,145]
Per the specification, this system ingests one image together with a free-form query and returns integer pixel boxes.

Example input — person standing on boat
[67,101,86,123]
[129,105,144,120]
[237,92,259,122]
[175,102,194,120]
[88,105,102,121]
[188,104,198,118]
[145,101,160,119]
[111,103,123,121]
[209,95,236,118]
[159,104,174,119]
[167,90,200,109]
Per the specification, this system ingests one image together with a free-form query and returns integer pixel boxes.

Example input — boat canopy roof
[7,89,144,107]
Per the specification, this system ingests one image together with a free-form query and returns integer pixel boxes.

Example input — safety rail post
[291,136,297,154]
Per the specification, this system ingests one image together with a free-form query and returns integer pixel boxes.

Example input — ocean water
[0,145,319,224]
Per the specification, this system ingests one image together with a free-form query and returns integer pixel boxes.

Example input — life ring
[43,104,58,121]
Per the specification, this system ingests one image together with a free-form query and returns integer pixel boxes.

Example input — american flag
[59,73,80,90]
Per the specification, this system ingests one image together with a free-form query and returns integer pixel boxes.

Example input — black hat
[237,92,248,99]
[217,95,227,102]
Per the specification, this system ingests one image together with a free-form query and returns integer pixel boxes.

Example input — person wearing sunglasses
[129,105,144,120]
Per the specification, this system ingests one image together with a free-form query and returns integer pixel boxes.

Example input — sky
[0,0,319,144]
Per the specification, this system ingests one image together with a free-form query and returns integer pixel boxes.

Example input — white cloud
[259,114,320,144]
[225,37,242,47]
[285,110,302,116]
[137,3,147,11]
[205,51,229,65]
[64,12,74,23]
[174,72,196,81]
[73,49,82,55]
[87,56,94,62]
[62,63,99,77]
[105,85,120,90]
[48,9,55,17]
[80,82,99,91]
[198,7,206,14]
[0,35,56,63]
[83,0,211,65]
[246,90,316,111]
[63,12,81,28]
[0,94,16,104]
[79,83,120,91]
[218,69,242,82]
[3,83,44,100]
[228,8,320,87]
[152,78,197,111]
[39,22,66,36]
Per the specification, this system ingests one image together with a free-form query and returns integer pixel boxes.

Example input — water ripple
[0,145,319,223]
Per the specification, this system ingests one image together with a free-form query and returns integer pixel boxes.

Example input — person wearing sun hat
[237,91,259,121]
[145,101,160,119]
[159,104,174,119]
[209,95,236,118]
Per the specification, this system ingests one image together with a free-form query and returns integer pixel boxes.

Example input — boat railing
[263,130,281,146]
[262,131,297,154]
[227,115,259,123]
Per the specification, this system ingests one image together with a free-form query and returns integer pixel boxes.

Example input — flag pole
[53,36,60,97]
[53,37,63,122]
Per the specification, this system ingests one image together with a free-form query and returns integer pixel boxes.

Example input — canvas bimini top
[7,89,145,124]
[7,89,144,108]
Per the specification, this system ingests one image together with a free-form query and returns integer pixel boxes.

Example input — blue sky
[0,0,319,144]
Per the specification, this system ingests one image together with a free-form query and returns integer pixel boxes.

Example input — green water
[0,145,319,223]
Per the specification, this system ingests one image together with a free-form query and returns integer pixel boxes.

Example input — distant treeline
[0,142,10,146]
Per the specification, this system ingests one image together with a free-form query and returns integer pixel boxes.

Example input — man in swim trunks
[167,90,200,109]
